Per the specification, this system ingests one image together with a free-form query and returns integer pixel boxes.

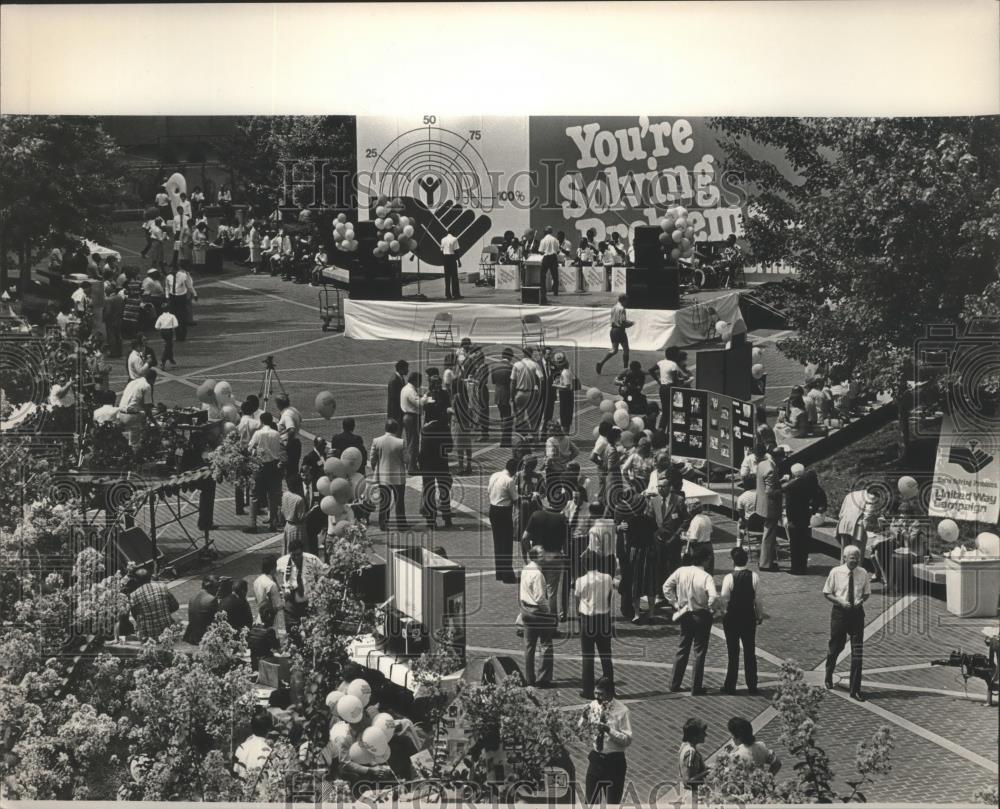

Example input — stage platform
[344,291,745,351]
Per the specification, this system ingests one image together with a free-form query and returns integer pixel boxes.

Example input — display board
[670,387,755,469]
[669,388,708,459]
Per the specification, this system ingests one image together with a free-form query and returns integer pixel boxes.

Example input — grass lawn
[812,421,937,513]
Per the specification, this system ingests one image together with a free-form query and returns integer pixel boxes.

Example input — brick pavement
[117,246,997,804]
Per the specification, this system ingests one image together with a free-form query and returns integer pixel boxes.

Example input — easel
[258,355,288,412]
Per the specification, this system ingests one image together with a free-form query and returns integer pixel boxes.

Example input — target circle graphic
[369,126,495,211]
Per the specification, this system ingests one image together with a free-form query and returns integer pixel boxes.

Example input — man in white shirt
[537,226,561,298]
[252,555,283,626]
[519,545,555,687]
[274,395,302,434]
[126,337,149,381]
[400,372,424,475]
[247,413,284,533]
[580,676,632,805]
[511,347,542,435]
[166,266,196,341]
[119,367,156,446]
[233,710,273,779]
[648,346,691,431]
[370,418,408,530]
[276,538,329,636]
[575,554,615,699]
[440,232,462,300]
[488,458,519,583]
[720,546,764,694]
[596,295,634,375]
[663,543,718,695]
[823,545,870,700]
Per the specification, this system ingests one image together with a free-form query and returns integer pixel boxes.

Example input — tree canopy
[711,116,1000,449]
[226,116,355,214]
[0,116,126,289]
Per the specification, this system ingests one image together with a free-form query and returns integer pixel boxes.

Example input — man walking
[823,545,869,701]
[487,458,518,583]
[581,677,632,805]
[538,226,561,299]
[596,295,634,375]
[440,231,462,300]
[370,419,407,530]
[663,543,718,695]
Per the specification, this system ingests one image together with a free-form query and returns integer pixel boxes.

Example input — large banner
[528,116,745,246]
[928,414,1000,524]
[355,116,530,269]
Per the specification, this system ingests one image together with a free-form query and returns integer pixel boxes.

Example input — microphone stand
[408,227,432,302]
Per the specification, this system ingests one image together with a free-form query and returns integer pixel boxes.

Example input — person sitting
[778,392,810,438]
[739,443,767,490]
[128,566,179,640]
[724,716,781,774]
[219,577,254,633]
[183,576,220,645]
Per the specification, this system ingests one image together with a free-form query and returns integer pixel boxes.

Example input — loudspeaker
[116,526,163,570]
[628,226,679,309]
[349,220,403,300]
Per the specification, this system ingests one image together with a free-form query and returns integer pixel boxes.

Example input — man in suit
[183,575,219,645]
[539,347,557,437]
[370,419,408,530]
[755,446,786,572]
[329,417,368,471]
[387,359,408,426]
[419,416,453,529]
[647,471,689,600]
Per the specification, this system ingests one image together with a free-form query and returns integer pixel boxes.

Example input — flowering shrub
[325,519,374,584]
[457,677,586,788]
[703,661,895,804]
[207,431,259,485]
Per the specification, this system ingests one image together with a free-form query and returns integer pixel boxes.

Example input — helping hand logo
[947,439,994,475]
[396,196,492,267]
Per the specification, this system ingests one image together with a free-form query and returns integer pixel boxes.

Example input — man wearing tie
[387,359,408,427]
[823,545,870,701]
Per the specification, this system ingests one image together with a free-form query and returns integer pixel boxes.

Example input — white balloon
[337,694,364,723]
[372,712,396,741]
[324,689,344,709]
[937,519,959,543]
[347,678,372,707]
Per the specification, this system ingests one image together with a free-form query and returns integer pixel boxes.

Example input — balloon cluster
[196,378,242,428]
[326,680,395,765]
[751,346,766,380]
[333,213,359,253]
[372,195,418,259]
[585,386,648,447]
[658,204,697,262]
[317,449,366,523]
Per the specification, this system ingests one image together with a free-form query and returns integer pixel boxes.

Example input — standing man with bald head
[823,545,870,701]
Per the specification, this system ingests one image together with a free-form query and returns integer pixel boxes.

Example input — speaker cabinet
[628,226,678,309]
[349,220,403,300]
[116,526,163,570]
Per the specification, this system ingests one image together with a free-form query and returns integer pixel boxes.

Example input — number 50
[423,115,436,125]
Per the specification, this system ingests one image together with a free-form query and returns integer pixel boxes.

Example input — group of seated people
[774,366,870,439]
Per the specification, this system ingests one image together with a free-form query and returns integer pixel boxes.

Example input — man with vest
[719,546,765,694]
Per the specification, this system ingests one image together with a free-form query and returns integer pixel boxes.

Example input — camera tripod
[258,355,288,411]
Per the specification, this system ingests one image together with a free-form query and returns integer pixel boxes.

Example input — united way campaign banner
[355,116,751,268]
[929,414,1000,524]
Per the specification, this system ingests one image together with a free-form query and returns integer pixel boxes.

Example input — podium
[520,258,544,304]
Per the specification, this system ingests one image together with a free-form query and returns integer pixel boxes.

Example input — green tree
[0,116,127,291]
[710,117,1000,456]
[226,116,355,214]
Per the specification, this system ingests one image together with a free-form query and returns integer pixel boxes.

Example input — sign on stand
[669,387,755,470]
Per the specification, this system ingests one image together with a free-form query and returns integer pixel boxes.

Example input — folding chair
[738,512,765,566]
[478,246,499,286]
[429,312,456,347]
[521,314,545,350]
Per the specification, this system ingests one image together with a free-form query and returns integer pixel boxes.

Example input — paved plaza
[105,233,998,804]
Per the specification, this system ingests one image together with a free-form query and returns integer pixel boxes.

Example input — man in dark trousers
[663,543,718,695]
[720,546,763,694]
[329,417,368,471]
[491,347,515,448]
[539,347,557,436]
[387,359,408,427]
[183,576,220,645]
[782,465,828,574]
[419,415,453,529]
[487,458,518,583]
[823,545,870,701]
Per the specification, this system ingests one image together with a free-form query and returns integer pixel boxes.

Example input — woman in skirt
[192,222,208,268]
